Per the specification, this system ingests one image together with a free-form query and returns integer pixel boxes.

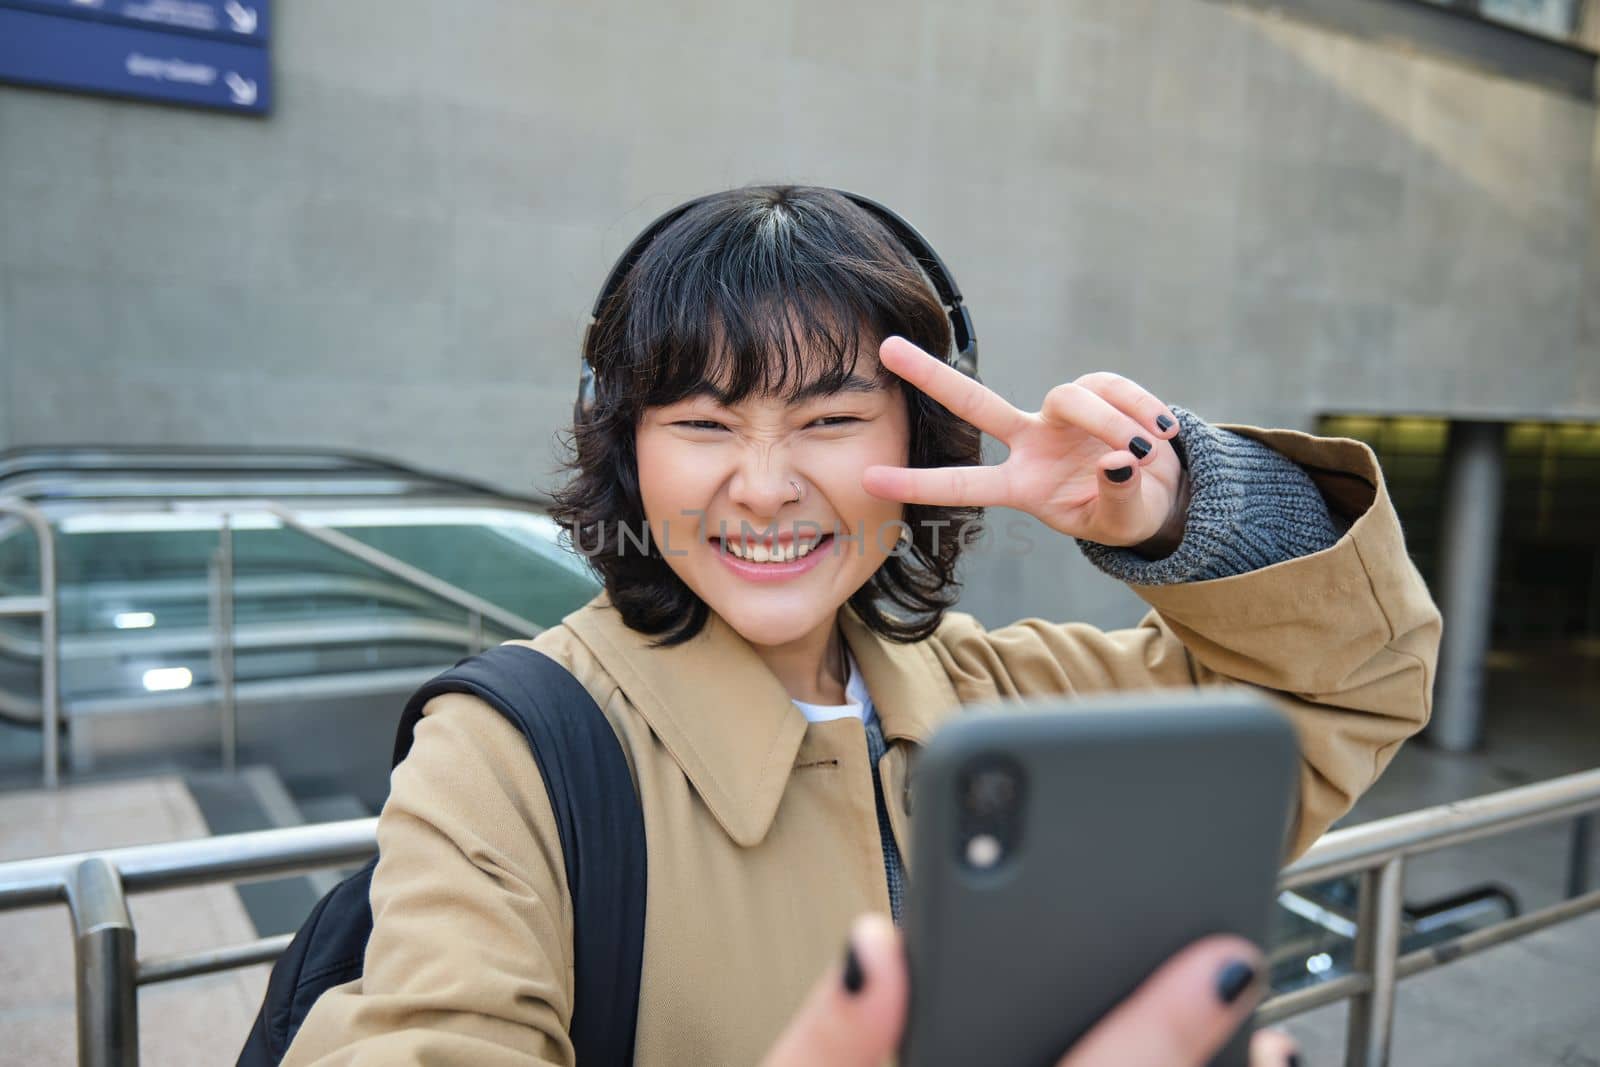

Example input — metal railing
[183,501,543,771]
[0,819,377,1067]
[0,497,61,787]
[1,770,1597,1067]
[1265,768,1600,1065]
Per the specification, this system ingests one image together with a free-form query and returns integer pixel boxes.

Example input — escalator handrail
[0,446,548,505]
[261,503,542,639]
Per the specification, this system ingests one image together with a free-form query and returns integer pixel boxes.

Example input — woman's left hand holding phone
[862,337,1188,554]
[759,914,1302,1067]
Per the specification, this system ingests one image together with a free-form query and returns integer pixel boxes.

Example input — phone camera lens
[965,768,1019,818]
[957,759,1026,872]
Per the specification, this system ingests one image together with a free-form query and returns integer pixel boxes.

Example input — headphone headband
[577,188,978,419]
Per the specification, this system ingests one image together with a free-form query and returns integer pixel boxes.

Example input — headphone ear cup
[948,304,978,380]
[951,345,980,382]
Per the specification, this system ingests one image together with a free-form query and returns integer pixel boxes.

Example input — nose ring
[787,479,803,504]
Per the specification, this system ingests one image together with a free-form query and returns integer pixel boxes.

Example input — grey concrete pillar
[1428,420,1507,753]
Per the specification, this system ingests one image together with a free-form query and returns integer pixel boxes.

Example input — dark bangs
[553,185,983,646]
[607,188,952,411]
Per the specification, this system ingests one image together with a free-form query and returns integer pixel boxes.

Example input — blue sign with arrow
[0,4,270,113]
[0,0,268,42]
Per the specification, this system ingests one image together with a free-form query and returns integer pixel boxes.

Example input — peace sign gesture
[862,337,1186,550]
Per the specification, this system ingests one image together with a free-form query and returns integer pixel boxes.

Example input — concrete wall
[1,0,1595,628]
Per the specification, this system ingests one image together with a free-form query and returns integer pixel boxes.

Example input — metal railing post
[39,506,60,788]
[468,609,484,655]
[1568,814,1592,899]
[67,858,138,1067]
[209,517,237,773]
[1,500,62,786]
[1344,857,1404,1067]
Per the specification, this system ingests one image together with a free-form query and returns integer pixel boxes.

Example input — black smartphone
[899,689,1300,1067]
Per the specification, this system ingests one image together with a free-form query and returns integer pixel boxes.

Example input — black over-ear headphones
[575,189,978,422]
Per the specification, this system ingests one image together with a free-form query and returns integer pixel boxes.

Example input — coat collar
[562,593,958,847]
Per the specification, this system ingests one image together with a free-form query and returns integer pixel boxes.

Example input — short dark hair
[551,185,983,646]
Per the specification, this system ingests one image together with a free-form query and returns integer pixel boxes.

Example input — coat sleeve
[281,693,577,1067]
[928,426,1442,861]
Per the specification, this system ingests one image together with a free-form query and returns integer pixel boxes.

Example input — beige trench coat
[282,425,1441,1066]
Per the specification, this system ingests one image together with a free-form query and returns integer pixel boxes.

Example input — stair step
[182,767,362,938]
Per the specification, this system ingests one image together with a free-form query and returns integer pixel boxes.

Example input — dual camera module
[957,756,1027,872]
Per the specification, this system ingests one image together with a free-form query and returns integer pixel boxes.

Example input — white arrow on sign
[224,1,258,34]
[224,72,257,106]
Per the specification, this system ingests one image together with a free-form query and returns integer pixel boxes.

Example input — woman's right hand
[760,914,1301,1067]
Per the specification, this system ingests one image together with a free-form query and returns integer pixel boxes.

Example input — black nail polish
[1129,436,1152,459]
[1287,1053,1303,1067]
[843,943,865,995]
[1156,414,1174,432]
[1106,466,1134,484]
[1216,960,1257,1004]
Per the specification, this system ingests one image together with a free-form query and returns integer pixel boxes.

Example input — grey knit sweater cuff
[1076,407,1345,586]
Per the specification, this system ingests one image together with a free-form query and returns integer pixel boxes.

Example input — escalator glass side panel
[329,513,597,631]
[0,518,43,595]
[0,505,599,718]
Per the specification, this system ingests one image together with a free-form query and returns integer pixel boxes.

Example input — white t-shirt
[790,649,878,726]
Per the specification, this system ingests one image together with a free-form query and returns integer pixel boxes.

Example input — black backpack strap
[395,645,646,1067]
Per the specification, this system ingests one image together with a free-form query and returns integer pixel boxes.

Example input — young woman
[283,186,1440,1065]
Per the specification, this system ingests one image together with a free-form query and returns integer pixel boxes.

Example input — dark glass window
[1318,415,1600,643]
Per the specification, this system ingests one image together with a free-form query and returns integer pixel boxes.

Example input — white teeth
[721,538,821,563]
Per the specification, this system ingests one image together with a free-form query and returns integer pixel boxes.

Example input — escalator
[0,446,600,805]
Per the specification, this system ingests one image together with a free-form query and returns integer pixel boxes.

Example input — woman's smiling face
[635,350,911,650]
[556,186,982,648]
